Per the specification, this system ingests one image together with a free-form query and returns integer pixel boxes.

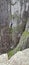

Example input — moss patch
[22,31,29,36]
[8,31,29,59]
[8,46,20,59]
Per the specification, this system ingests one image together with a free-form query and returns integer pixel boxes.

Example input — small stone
[0,53,8,63]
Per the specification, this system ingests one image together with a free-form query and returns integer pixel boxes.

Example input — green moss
[8,50,14,58]
[19,31,29,44]
[22,31,29,36]
[8,31,29,59]
[22,31,29,41]
[9,27,13,34]
[8,45,20,59]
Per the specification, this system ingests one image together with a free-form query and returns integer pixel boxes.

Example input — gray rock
[8,49,29,65]
[0,63,7,65]
[25,18,29,32]
[0,49,29,65]
[16,31,29,50]
[0,53,8,63]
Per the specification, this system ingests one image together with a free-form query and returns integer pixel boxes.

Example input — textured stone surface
[0,63,7,65]
[0,49,29,65]
[0,53,8,63]
[16,31,29,50]
[8,49,29,65]
[25,18,29,32]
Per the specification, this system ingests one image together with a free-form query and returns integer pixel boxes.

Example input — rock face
[25,18,29,32]
[17,18,29,51]
[0,49,29,65]
[0,27,10,53]
[0,0,8,26]
[8,49,29,65]
[0,53,8,63]
[0,0,9,53]
[16,31,29,51]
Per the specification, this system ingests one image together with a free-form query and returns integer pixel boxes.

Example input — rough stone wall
[0,0,8,26]
[0,0,9,53]
[0,27,10,53]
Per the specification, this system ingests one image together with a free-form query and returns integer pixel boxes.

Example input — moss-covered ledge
[8,31,29,59]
